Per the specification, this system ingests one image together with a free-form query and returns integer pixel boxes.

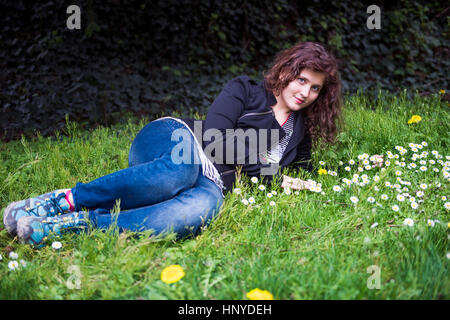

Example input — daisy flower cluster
[321,141,449,229]
[1,250,27,271]
[234,139,448,233]
[234,176,280,207]
[234,175,325,209]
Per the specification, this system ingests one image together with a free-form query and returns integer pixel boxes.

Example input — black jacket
[183,75,312,192]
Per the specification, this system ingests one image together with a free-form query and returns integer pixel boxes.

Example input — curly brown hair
[263,41,342,145]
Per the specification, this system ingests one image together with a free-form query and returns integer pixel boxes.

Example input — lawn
[0,90,448,299]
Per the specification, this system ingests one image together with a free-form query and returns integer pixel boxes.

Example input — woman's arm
[204,76,261,168]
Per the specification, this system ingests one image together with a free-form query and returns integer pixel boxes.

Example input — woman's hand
[281,175,313,190]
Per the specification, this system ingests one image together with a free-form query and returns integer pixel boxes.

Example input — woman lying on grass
[2,41,343,247]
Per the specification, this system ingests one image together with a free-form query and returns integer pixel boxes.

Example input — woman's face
[276,68,326,113]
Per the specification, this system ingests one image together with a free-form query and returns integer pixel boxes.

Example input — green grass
[0,90,449,299]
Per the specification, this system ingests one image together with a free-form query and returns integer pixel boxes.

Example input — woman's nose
[300,86,310,99]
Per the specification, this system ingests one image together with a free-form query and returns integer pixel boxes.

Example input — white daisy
[381,194,389,200]
[367,197,375,203]
[266,192,273,198]
[258,185,266,191]
[333,185,342,192]
[269,201,276,206]
[445,202,450,210]
[233,188,241,194]
[419,183,427,190]
[350,196,359,204]
[427,219,435,227]
[396,194,405,202]
[248,197,255,204]
[8,261,19,271]
[342,178,352,186]
[403,218,414,227]
[392,205,400,212]
[9,252,18,260]
[52,241,62,250]
[251,177,258,184]
[349,159,355,165]
[241,199,249,205]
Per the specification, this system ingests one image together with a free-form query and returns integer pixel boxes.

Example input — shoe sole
[2,200,21,236]
[16,216,34,244]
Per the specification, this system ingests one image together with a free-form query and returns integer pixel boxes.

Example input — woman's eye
[312,87,320,92]
[298,78,305,83]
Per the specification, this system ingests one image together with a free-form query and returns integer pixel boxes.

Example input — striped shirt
[266,113,295,163]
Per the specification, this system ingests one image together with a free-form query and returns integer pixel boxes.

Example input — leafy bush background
[0,0,448,141]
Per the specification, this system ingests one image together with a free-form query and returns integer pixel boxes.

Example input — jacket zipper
[238,110,272,120]
[221,169,235,176]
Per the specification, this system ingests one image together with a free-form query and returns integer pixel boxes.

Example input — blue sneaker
[17,211,88,247]
[2,189,72,236]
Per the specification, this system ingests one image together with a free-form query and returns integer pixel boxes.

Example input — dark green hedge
[0,0,448,141]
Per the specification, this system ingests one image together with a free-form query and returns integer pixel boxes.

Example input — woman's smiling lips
[294,97,304,104]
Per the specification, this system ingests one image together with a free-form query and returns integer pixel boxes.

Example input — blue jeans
[71,118,223,238]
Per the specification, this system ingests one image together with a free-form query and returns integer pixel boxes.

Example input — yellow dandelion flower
[439,89,445,94]
[407,115,422,124]
[246,288,274,300]
[161,265,185,284]
[318,168,327,175]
